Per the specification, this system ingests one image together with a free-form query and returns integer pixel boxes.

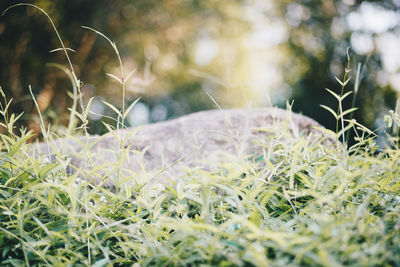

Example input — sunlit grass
[1,82,400,265]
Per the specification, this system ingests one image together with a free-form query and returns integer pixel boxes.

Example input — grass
[1,4,400,267]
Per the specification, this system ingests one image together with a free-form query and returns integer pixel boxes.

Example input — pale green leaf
[340,91,353,101]
[106,73,122,84]
[320,105,338,119]
[123,97,141,118]
[335,76,344,86]
[49,47,76,53]
[325,88,341,102]
[102,101,122,117]
[39,163,58,178]
[9,133,34,156]
[83,97,95,120]
[337,121,355,138]
[123,68,137,84]
[344,119,377,136]
[102,122,120,144]
[338,107,358,119]
[67,108,84,122]
[81,26,114,46]
[343,77,351,87]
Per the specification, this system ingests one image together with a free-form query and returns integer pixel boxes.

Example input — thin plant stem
[3,4,81,136]
[3,4,79,88]
[336,48,351,144]
[29,86,51,159]
[345,54,370,144]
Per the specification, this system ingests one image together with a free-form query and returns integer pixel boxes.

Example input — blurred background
[0,0,399,140]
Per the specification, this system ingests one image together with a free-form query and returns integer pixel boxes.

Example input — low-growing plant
[0,4,399,267]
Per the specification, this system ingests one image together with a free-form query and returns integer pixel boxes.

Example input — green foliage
[1,95,400,266]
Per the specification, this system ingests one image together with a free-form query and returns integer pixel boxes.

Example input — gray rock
[31,107,332,187]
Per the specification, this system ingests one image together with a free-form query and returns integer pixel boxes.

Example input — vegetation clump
[1,84,400,265]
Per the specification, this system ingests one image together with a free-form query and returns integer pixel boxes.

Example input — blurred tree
[274,0,400,136]
[0,0,249,135]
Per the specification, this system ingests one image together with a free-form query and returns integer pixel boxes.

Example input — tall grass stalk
[45,63,79,135]
[81,26,137,130]
[321,48,358,147]
[3,4,81,135]
[28,86,51,159]
[81,26,138,190]
[3,4,96,263]
[345,53,370,143]
[336,49,351,143]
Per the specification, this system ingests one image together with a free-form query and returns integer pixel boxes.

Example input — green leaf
[340,91,353,101]
[67,108,84,122]
[102,122,120,144]
[344,119,376,136]
[49,47,76,53]
[338,107,358,119]
[0,86,5,99]
[337,122,354,140]
[81,26,115,47]
[343,77,351,86]
[9,133,34,156]
[320,105,338,120]
[13,112,24,124]
[295,172,314,189]
[4,98,13,113]
[102,101,122,117]
[0,135,13,152]
[83,97,95,121]
[335,76,344,86]
[335,76,351,87]
[39,163,58,178]
[124,68,137,84]
[123,97,141,118]
[122,126,142,145]
[325,88,341,102]
[106,73,122,84]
